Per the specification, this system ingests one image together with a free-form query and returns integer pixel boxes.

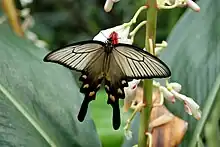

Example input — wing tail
[77,96,91,121]
[107,95,121,130]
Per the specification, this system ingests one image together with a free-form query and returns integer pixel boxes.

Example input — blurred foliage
[15,0,185,49]
[0,22,101,147]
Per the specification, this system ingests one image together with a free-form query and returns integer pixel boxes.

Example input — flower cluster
[104,0,200,12]
[123,79,201,120]
[157,0,200,12]
[155,80,201,120]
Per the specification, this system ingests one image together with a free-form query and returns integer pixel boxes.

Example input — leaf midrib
[0,82,57,147]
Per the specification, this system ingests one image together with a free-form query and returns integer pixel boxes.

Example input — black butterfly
[43,31,171,130]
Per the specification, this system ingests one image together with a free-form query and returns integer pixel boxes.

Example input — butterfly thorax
[109,31,118,45]
[104,31,118,54]
[104,40,114,54]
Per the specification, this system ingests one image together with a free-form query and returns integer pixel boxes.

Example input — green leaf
[0,23,101,147]
[122,0,220,146]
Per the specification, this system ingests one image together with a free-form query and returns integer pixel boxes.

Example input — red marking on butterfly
[109,31,119,45]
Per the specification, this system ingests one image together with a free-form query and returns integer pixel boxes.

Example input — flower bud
[104,0,114,12]
[25,31,37,41]
[186,0,200,12]
[169,82,182,92]
[20,0,33,7]
[123,79,141,112]
[160,86,175,103]
[184,97,201,120]
[104,0,120,12]
[35,40,48,48]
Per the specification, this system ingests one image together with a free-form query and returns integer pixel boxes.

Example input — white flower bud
[123,79,141,112]
[160,86,175,103]
[186,0,200,12]
[25,31,37,41]
[104,0,120,12]
[20,8,31,17]
[35,40,48,48]
[20,0,33,7]
[104,0,114,12]
[169,82,182,92]
[184,97,201,120]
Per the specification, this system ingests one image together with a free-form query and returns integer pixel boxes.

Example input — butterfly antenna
[101,31,108,39]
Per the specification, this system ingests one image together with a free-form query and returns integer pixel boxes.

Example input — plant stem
[1,0,24,37]
[138,0,158,146]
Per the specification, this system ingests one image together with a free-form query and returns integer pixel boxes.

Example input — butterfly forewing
[44,40,105,71]
[113,44,171,78]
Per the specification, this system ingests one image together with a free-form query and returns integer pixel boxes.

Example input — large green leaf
[0,23,101,147]
[122,0,220,146]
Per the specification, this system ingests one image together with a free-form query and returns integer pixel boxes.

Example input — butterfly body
[43,31,171,130]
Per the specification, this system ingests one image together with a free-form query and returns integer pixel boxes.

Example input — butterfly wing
[44,40,106,121]
[112,43,171,78]
[104,44,171,129]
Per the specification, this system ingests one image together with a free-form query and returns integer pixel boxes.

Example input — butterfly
[43,31,171,130]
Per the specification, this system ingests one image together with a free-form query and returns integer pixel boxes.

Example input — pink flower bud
[186,0,200,12]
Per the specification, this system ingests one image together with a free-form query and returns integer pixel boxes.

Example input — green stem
[138,0,158,146]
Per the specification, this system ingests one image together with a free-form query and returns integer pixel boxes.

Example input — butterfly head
[108,31,119,45]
